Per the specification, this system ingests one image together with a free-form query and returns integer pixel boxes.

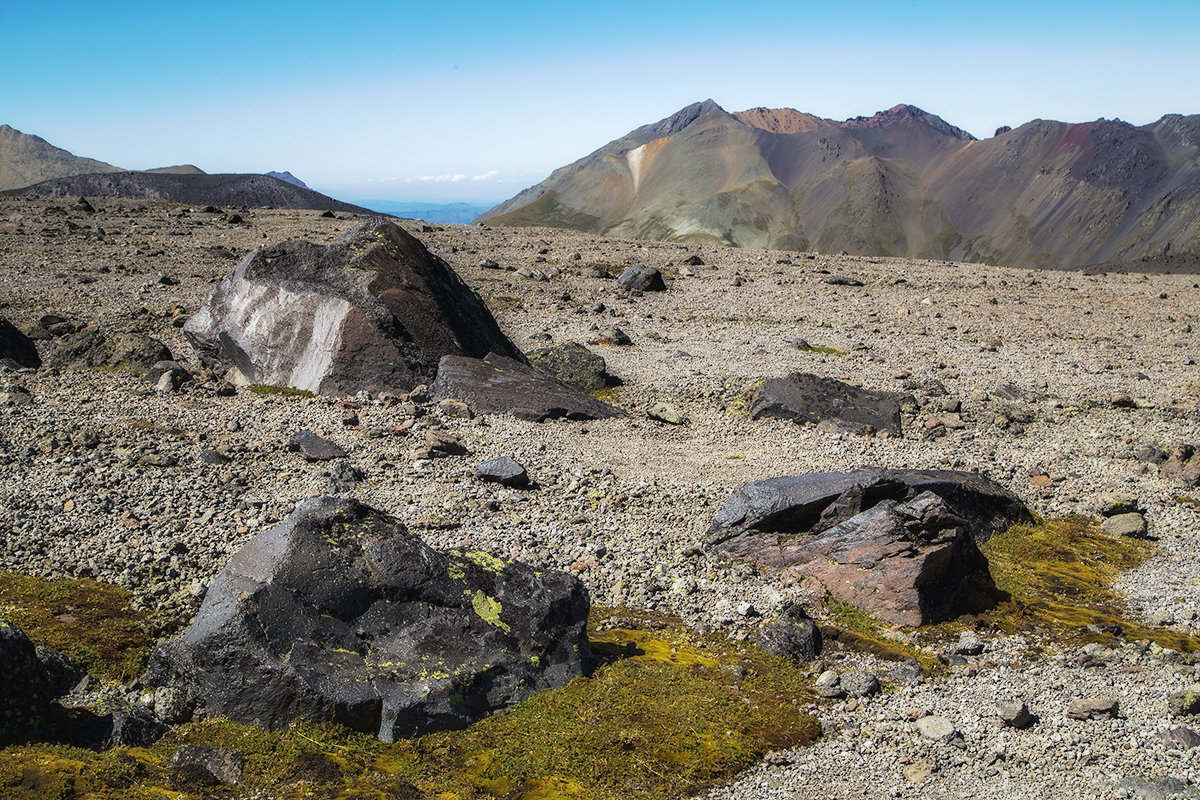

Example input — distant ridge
[0,123,121,191]
[266,170,309,189]
[5,171,370,214]
[480,101,1200,269]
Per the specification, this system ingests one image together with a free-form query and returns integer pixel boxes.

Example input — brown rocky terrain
[2,195,1200,797]
[480,101,1200,270]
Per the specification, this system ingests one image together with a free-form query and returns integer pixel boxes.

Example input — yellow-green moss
[976,518,1200,650]
[247,384,314,398]
[589,386,620,404]
[0,572,151,681]
[0,611,819,800]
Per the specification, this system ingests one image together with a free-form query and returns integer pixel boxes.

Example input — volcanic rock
[0,317,41,369]
[527,342,611,392]
[476,456,530,488]
[0,620,55,741]
[617,264,667,292]
[183,218,521,395]
[431,353,622,422]
[170,745,245,785]
[286,430,347,461]
[755,604,822,662]
[745,373,914,435]
[144,496,591,742]
[49,330,172,372]
[706,469,1032,626]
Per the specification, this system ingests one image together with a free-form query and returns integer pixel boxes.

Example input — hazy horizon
[3,0,1198,205]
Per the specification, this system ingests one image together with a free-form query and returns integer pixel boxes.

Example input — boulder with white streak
[183,218,521,395]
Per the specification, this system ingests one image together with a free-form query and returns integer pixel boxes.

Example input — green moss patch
[0,573,151,681]
[247,384,314,398]
[975,518,1200,650]
[0,612,819,800]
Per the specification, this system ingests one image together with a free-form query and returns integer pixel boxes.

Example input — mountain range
[479,101,1200,269]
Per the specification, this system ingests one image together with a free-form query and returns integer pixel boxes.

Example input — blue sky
[2,0,1198,203]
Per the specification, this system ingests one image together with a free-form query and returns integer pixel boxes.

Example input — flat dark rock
[476,456,530,487]
[287,430,347,461]
[184,218,521,395]
[0,317,41,369]
[145,496,591,742]
[708,468,1030,546]
[746,373,914,435]
[432,353,622,422]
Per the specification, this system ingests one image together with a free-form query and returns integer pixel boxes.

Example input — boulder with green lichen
[144,496,591,742]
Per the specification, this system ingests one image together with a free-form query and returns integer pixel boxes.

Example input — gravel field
[2,195,1199,798]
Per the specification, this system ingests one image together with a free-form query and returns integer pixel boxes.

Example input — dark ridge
[4,171,369,214]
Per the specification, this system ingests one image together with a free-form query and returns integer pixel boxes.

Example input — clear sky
[2,0,1197,203]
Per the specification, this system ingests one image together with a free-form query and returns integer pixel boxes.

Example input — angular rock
[708,468,1030,546]
[812,670,844,698]
[840,671,881,698]
[326,461,365,493]
[431,353,622,422]
[424,429,469,456]
[1100,512,1148,539]
[144,497,591,742]
[1160,727,1200,750]
[998,700,1034,729]
[183,218,521,395]
[744,373,915,435]
[0,620,55,741]
[755,604,822,662]
[50,330,171,372]
[527,342,611,392]
[648,402,684,425]
[66,707,168,750]
[0,317,41,370]
[476,456,530,488]
[617,264,666,292]
[1162,443,1200,488]
[706,469,1031,626]
[1168,684,1200,717]
[1066,697,1119,720]
[171,745,245,785]
[287,430,347,461]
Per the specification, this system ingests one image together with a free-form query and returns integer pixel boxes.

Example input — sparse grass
[0,611,819,800]
[1173,495,1200,508]
[0,573,151,681]
[820,596,941,673]
[793,344,844,355]
[247,384,314,398]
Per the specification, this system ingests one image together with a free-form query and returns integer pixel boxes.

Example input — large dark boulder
[49,330,171,372]
[527,342,611,392]
[0,317,41,369]
[707,469,1033,626]
[432,353,622,422]
[745,373,915,435]
[617,264,667,292]
[0,620,55,741]
[145,496,591,742]
[183,218,522,395]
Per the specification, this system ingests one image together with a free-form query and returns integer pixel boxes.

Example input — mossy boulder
[145,496,591,742]
[49,329,171,372]
[527,341,611,392]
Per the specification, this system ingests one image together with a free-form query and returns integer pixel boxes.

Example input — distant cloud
[471,170,498,181]
[406,173,467,183]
